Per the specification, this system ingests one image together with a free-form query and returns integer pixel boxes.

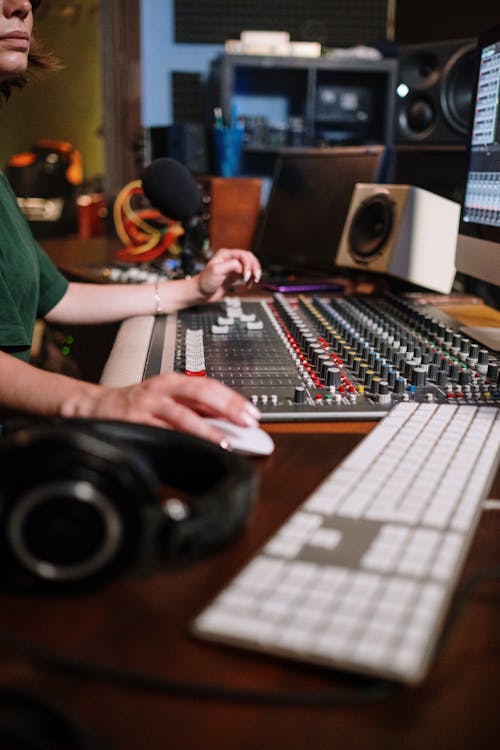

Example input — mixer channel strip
[193,402,500,684]
[105,292,500,422]
[155,293,500,422]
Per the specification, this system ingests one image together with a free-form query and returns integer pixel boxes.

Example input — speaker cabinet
[395,38,476,144]
[198,177,262,251]
[336,183,460,293]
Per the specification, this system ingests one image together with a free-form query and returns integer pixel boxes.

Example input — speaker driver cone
[441,45,475,135]
[348,194,394,262]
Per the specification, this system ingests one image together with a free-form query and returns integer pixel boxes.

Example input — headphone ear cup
[84,421,258,567]
[0,424,158,591]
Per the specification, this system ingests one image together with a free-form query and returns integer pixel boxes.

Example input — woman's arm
[45,248,262,325]
[0,351,261,444]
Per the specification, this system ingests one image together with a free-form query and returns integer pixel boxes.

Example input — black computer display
[456,23,500,296]
[252,145,385,278]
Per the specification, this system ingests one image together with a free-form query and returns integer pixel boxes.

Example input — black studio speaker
[395,38,476,145]
[0,420,256,591]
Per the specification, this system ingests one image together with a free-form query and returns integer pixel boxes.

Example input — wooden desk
[3,236,496,749]
[1,425,499,750]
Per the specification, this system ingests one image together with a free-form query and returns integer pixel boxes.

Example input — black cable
[1,566,498,711]
[0,627,395,708]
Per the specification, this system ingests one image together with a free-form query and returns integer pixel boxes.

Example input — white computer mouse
[206,418,275,457]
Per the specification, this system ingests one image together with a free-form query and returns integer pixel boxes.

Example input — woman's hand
[196,248,262,302]
[60,372,261,445]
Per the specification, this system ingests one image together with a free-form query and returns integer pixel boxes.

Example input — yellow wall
[0,4,104,184]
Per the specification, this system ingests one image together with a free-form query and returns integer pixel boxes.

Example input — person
[0,0,262,444]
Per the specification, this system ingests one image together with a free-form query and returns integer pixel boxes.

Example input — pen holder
[214,127,244,177]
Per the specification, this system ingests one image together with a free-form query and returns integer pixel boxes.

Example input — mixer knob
[404,359,416,379]
[387,369,397,388]
[444,328,453,345]
[412,366,427,387]
[380,362,390,381]
[458,369,472,387]
[427,363,438,380]
[459,338,471,360]
[437,370,448,387]
[469,343,479,361]
[394,377,406,395]
[436,323,446,340]
[448,362,459,380]
[377,381,391,404]
[293,386,306,405]
[451,333,462,351]
[359,363,369,382]
[326,367,342,387]
[319,356,331,380]
[478,349,489,366]
[364,370,375,390]
[487,363,498,382]
[440,355,451,373]
[312,347,325,369]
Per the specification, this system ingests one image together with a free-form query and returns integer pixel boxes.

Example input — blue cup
[214,127,244,177]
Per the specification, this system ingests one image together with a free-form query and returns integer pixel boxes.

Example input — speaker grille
[174,0,388,46]
[395,39,475,145]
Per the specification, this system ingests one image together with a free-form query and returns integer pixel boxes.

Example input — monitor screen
[252,145,385,278]
[456,24,500,302]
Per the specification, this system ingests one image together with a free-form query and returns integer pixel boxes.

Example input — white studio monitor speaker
[336,184,460,293]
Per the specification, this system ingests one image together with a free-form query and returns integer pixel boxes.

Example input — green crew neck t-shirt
[0,172,69,361]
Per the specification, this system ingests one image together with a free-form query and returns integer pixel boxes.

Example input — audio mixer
[101,293,500,422]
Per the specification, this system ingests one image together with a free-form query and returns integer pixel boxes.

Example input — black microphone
[141,158,204,275]
[142,157,202,222]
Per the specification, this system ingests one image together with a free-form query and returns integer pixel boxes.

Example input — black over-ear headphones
[0,420,257,591]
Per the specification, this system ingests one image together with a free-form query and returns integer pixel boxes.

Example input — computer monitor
[455,23,500,349]
[252,145,385,278]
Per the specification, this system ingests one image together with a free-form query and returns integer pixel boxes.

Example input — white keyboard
[193,402,500,684]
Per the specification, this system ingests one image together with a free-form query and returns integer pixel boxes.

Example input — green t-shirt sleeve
[35,241,69,317]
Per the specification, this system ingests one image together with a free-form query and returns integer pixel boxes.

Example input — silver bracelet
[154,278,163,315]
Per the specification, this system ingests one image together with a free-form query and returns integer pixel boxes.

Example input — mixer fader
[131,292,500,422]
